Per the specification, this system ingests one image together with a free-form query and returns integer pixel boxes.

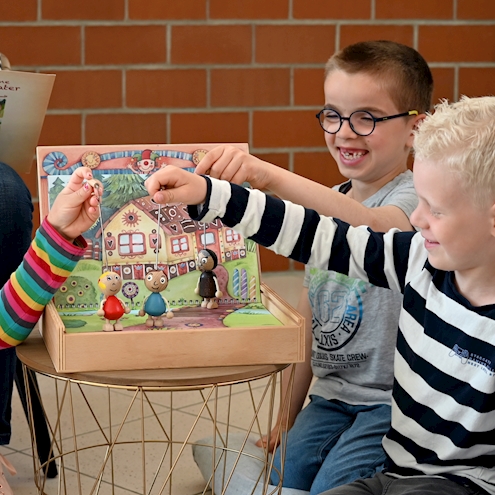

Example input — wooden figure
[139,270,174,327]
[97,271,130,331]
[195,249,223,309]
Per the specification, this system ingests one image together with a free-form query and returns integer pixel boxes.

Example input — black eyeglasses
[316,108,419,136]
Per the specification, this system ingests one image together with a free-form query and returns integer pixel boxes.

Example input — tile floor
[2,271,304,495]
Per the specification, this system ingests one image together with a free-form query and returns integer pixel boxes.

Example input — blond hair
[414,96,495,207]
[325,40,433,114]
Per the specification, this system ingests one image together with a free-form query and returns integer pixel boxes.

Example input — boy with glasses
[191,40,432,494]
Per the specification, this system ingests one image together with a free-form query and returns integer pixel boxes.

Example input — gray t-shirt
[305,170,417,406]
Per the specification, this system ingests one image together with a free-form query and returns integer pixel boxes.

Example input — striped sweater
[190,177,495,494]
[0,219,86,349]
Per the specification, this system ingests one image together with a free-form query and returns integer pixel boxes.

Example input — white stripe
[270,200,305,257]
[347,225,369,282]
[307,215,338,270]
[201,178,233,223]
[234,188,267,239]
[382,228,402,291]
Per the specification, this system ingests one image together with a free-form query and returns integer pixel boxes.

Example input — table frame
[17,333,295,495]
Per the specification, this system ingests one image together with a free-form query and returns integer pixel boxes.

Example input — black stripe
[327,219,350,275]
[402,281,426,326]
[386,425,495,468]
[251,195,287,249]
[363,228,389,288]
[221,183,251,228]
[287,208,320,265]
[392,231,416,292]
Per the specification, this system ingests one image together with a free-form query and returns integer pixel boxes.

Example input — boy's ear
[406,113,426,148]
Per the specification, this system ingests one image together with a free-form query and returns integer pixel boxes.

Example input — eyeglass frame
[315,108,419,137]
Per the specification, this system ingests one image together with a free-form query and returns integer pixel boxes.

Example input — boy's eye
[354,112,374,123]
[323,109,340,121]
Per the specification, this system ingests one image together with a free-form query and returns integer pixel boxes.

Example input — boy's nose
[336,119,357,139]
[409,207,424,230]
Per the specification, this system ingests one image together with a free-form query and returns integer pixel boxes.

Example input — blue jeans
[0,162,33,445]
[270,396,391,495]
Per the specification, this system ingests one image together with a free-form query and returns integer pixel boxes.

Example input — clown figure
[139,270,174,327]
[97,271,130,331]
[195,249,223,309]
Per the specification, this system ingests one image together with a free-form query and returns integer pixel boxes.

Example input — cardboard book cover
[0,69,55,174]
[37,143,286,338]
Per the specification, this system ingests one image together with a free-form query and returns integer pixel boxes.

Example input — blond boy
[146,95,495,495]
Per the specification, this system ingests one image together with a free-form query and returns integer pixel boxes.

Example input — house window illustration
[225,229,240,243]
[118,232,146,256]
[171,236,189,254]
[200,232,215,246]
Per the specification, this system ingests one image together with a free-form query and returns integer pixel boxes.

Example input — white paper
[0,70,55,174]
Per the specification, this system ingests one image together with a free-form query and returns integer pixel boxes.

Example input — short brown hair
[325,40,433,114]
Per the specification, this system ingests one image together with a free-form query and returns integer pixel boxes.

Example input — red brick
[38,114,82,146]
[21,162,39,197]
[0,27,80,66]
[259,247,290,271]
[293,0,371,19]
[85,26,166,65]
[294,68,325,106]
[32,202,41,236]
[376,0,453,19]
[253,110,324,148]
[170,112,249,144]
[85,113,167,145]
[127,70,206,108]
[430,68,455,106]
[172,25,251,64]
[419,26,495,62]
[458,0,495,19]
[43,0,124,20]
[459,68,495,98]
[210,0,289,19]
[0,0,37,21]
[129,0,206,20]
[211,69,290,107]
[49,71,122,109]
[294,151,344,189]
[340,25,413,49]
[256,25,335,64]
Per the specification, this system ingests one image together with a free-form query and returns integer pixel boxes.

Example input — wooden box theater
[36,143,305,373]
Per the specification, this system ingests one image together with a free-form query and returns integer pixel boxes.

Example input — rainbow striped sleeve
[0,219,86,348]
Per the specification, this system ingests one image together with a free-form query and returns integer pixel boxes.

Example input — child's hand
[145,166,207,205]
[47,167,102,242]
[194,145,272,190]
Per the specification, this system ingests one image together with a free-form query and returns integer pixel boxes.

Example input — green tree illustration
[49,177,66,207]
[102,174,148,209]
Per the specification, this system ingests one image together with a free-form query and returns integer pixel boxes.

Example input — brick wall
[2,0,494,271]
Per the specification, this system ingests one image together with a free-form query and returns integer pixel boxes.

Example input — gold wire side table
[17,332,294,495]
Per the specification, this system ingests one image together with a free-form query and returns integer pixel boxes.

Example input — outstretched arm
[145,166,416,292]
[194,145,414,231]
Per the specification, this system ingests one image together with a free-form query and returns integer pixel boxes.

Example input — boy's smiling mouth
[339,147,368,163]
